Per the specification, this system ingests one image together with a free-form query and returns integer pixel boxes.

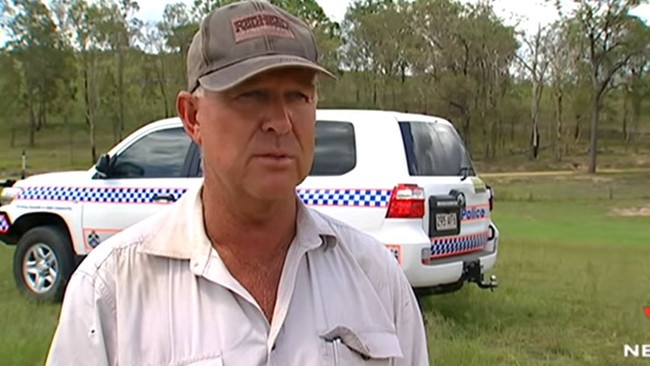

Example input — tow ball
[464,260,498,291]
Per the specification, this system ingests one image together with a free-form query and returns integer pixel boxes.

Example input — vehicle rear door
[396,119,492,261]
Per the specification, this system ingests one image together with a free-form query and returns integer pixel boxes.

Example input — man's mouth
[255,154,294,163]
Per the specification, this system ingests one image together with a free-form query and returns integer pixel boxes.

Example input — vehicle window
[309,120,356,176]
[398,121,475,177]
[110,127,192,179]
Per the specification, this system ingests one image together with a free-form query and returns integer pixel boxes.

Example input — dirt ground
[611,205,650,217]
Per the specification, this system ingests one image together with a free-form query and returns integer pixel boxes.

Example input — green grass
[421,172,650,365]
[0,247,59,366]
[1,172,650,365]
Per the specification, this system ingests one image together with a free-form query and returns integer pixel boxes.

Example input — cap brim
[198,54,336,92]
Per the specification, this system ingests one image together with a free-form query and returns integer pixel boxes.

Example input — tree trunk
[89,54,98,164]
[478,80,488,160]
[117,37,126,141]
[28,91,36,147]
[530,79,542,160]
[156,57,170,118]
[372,77,377,106]
[530,112,540,160]
[66,114,73,164]
[83,58,91,128]
[630,93,642,153]
[587,90,600,174]
[84,52,98,164]
[573,113,582,144]
[90,118,97,164]
[622,91,629,143]
[355,73,360,103]
[554,89,564,162]
[462,108,471,152]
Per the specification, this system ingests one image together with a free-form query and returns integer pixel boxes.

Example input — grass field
[1,172,649,365]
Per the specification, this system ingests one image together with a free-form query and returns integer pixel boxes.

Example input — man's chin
[247,180,299,201]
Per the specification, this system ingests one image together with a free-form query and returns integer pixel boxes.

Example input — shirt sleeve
[45,269,117,366]
[390,258,430,365]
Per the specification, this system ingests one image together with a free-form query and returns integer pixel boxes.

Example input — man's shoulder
[76,186,200,277]
[309,208,398,269]
[308,208,411,318]
[75,210,166,276]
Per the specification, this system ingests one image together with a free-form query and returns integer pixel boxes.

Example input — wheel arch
[6,213,73,248]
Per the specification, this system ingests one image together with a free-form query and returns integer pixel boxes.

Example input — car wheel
[13,226,76,302]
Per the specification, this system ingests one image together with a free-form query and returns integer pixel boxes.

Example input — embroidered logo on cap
[231,12,296,43]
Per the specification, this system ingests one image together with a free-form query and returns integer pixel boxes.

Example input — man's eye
[239,91,267,100]
[288,92,309,101]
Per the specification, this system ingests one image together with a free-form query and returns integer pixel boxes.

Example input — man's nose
[261,99,292,134]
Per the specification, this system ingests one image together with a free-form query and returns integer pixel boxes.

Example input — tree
[515,24,551,160]
[546,20,578,162]
[0,52,25,147]
[554,0,650,173]
[2,0,76,147]
[618,19,650,149]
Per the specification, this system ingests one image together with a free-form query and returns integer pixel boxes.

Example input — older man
[45,1,429,365]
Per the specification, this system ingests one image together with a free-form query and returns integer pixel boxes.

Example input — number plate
[435,213,458,231]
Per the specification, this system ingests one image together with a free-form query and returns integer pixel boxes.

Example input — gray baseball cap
[186,0,336,92]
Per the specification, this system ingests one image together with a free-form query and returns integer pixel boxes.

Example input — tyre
[13,226,76,303]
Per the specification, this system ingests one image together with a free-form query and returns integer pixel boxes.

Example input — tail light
[386,184,425,218]
[487,185,494,211]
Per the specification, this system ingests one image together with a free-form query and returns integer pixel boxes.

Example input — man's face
[180,67,318,201]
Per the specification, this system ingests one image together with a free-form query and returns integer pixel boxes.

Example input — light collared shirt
[46,184,429,366]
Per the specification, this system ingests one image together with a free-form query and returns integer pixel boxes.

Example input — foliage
[0,0,648,171]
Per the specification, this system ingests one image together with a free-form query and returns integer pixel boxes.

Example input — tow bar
[464,260,498,291]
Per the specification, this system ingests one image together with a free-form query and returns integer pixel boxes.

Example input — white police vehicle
[0,109,499,302]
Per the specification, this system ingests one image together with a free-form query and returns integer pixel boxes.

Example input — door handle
[153,194,176,203]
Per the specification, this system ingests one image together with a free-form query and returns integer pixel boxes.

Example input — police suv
[0,109,499,302]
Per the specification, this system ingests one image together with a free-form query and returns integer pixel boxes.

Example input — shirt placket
[267,242,309,351]
[191,244,311,363]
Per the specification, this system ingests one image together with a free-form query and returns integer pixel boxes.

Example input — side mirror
[95,154,111,178]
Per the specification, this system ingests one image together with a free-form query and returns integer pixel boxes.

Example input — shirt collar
[138,183,339,259]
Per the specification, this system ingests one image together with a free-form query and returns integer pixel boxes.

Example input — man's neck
[201,183,298,260]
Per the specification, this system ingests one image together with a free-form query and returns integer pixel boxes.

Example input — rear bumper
[397,234,499,290]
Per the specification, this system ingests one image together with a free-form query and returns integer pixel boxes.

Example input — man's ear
[177,91,201,146]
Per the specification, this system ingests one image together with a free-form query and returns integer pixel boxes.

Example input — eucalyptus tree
[553,0,650,173]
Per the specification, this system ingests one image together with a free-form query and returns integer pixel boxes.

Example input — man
[45,1,429,365]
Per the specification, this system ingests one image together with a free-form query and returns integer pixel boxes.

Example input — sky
[134,0,650,35]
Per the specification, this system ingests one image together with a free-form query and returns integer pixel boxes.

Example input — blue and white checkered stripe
[0,214,9,233]
[15,186,393,208]
[17,187,188,204]
[430,231,489,258]
[297,188,392,208]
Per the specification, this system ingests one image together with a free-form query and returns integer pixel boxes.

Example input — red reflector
[386,184,425,218]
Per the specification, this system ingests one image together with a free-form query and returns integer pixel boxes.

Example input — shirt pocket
[182,356,224,366]
[320,325,403,365]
